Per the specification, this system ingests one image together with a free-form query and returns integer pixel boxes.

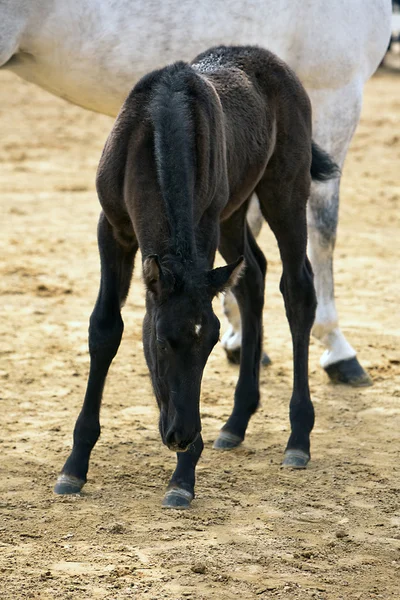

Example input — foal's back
[192,45,313,215]
[97,45,314,238]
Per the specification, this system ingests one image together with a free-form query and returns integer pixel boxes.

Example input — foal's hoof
[225,347,271,368]
[162,487,193,509]
[213,430,243,450]
[324,357,372,387]
[54,473,85,495]
[282,449,310,469]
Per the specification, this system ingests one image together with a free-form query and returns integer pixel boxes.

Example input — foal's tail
[310,141,340,182]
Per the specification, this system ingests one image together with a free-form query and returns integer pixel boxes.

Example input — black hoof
[226,347,271,368]
[261,352,272,367]
[324,357,372,387]
[162,487,193,509]
[54,473,85,495]
[282,449,310,469]
[225,347,241,365]
[213,430,243,450]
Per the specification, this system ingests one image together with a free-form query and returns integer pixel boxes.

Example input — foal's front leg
[221,194,271,367]
[54,213,137,494]
[214,211,266,450]
[162,435,204,509]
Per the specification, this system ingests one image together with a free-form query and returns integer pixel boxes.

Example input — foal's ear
[207,256,245,296]
[143,254,162,295]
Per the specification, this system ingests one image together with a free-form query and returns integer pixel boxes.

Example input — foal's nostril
[165,428,191,452]
[165,428,176,448]
[166,428,183,450]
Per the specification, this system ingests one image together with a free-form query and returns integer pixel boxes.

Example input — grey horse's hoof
[225,347,241,365]
[282,449,310,469]
[324,357,372,387]
[226,347,271,367]
[54,473,85,495]
[162,487,193,509]
[213,430,243,450]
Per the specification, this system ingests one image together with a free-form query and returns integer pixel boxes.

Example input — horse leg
[54,212,137,494]
[221,194,271,366]
[256,176,316,468]
[214,205,266,450]
[162,435,204,509]
[221,289,243,365]
[160,214,219,508]
[307,80,371,386]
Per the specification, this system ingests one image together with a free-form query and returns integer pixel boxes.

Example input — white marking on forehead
[195,323,202,336]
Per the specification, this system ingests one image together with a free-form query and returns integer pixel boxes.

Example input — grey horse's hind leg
[221,194,271,366]
[307,81,371,386]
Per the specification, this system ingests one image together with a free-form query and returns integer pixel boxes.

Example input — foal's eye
[156,337,168,352]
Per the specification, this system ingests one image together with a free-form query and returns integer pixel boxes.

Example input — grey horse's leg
[222,79,372,386]
[307,80,371,386]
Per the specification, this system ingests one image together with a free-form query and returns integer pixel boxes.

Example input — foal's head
[142,254,244,452]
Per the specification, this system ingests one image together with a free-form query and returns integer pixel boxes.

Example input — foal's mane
[149,63,199,262]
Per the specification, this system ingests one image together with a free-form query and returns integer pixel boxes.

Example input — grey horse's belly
[4,0,390,116]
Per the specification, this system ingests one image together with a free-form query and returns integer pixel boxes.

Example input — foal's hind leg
[256,176,317,468]
[214,204,266,450]
[54,212,137,494]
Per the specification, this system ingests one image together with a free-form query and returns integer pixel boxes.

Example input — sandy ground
[0,67,399,600]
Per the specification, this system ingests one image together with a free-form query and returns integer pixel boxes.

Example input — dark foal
[54,46,338,508]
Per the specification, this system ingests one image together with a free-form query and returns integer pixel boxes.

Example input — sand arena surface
[0,69,399,599]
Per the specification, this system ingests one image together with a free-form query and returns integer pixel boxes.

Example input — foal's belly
[9,0,390,117]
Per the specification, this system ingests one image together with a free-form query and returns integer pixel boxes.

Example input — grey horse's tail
[310,141,340,182]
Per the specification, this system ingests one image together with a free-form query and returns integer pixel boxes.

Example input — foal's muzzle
[165,428,200,453]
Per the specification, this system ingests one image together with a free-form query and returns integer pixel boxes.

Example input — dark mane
[149,63,197,261]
